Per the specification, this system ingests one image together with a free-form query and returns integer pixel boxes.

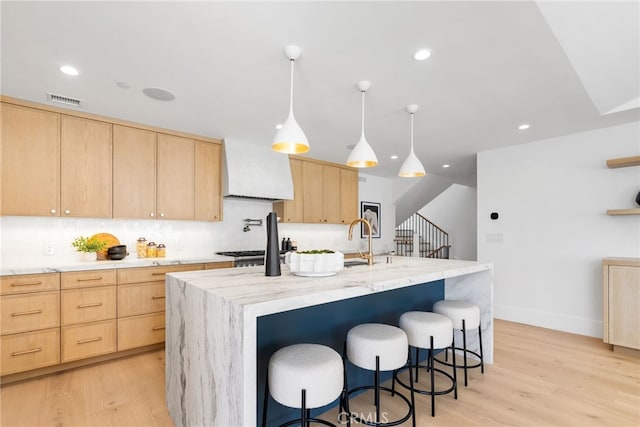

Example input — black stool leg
[341,340,352,427]
[452,339,458,399]
[478,324,485,374]
[415,347,420,381]
[262,371,269,427]
[462,319,468,387]
[429,336,435,417]
[407,347,416,427]
[375,356,380,423]
[300,389,307,427]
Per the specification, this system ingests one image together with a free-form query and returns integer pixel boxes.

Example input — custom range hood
[222,139,294,201]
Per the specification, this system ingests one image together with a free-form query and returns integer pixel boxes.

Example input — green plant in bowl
[71,236,108,253]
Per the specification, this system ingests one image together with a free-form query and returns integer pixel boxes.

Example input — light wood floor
[1,320,638,426]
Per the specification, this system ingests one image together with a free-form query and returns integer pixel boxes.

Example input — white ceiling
[2,1,639,185]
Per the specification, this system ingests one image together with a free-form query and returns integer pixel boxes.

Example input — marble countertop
[167,256,492,317]
[0,254,235,276]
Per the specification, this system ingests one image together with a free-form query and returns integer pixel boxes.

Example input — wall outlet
[43,242,56,256]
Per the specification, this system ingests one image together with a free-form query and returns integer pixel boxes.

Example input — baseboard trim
[494,304,602,338]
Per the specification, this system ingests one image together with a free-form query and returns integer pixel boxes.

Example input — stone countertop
[167,256,492,317]
[0,255,235,276]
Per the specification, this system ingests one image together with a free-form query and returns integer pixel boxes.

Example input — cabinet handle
[152,326,165,331]
[11,348,42,356]
[11,281,42,287]
[64,209,71,215]
[77,277,103,282]
[50,209,56,215]
[151,272,165,276]
[77,337,103,345]
[11,309,42,317]
[149,212,155,217]
[152,295,165,300]
[159,213,165,218]
[77,302,103,309]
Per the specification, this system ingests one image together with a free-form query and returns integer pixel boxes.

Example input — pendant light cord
[361,90,366,136]
[410,113,415,153]
[289,59,295,112]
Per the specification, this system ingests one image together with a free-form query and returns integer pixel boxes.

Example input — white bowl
[285,252,344,277]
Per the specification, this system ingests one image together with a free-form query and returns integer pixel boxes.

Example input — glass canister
[137,237,147,258]
[156,244,166,258]
[146,241,157,258]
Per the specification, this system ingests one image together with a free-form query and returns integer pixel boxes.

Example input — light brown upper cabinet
[194,140,222,221]
[273,158,304,223]
[340,168,359,224]
[113,125,157,219]
[1,105,112,218]
[1,104,60,216]
[60,116,113,218]
[289,158,359,225]
[157,134,195,220]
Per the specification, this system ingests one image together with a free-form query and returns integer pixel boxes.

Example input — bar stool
[433,300,484,386]
[394,311,457,417]
[262,343,346,427]
[345,323,415,427]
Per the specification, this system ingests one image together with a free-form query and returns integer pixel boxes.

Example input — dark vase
[635,190,640,207]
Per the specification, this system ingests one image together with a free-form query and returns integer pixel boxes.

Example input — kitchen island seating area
[164,257,493,426]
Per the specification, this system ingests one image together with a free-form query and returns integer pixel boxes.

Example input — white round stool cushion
[433,300,480,330]
[347,323,408,371]
[399,311,453,350]
[269,343,343,409]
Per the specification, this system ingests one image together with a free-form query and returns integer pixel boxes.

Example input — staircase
[395,213,450,259]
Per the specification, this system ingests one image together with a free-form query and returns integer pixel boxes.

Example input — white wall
[418,184,477,261]
[477,121,640,337]
[0,173,395,269]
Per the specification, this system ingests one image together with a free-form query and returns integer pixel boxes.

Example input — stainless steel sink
[344,260,374,268]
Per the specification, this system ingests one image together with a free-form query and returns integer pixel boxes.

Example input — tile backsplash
[0,199,362,268]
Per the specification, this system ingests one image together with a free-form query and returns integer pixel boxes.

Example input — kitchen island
[165,256,493,427]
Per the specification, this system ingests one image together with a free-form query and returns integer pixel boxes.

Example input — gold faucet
[348,218,374,266]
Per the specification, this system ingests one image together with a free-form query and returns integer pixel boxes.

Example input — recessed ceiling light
[116,81,131,89]
[142,87,175,101]
[346,144,355,150]
[275,124,283,130]
[442,164,450,168]
[518,123,531,130]
[390,155,399,160]
[414,49,431,61]
[59,65,79,76]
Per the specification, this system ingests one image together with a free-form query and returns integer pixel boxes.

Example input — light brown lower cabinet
[118,312,166,351]
[603,258,640,351]
[61,319,117,362]
[0,328,60,376]
[117,282,165,317]
[1,291,60,335]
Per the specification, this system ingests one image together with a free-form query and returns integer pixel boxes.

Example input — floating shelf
[607,156,640,168]
[607,208,640,216]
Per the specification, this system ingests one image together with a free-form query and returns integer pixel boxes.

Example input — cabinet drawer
[118,282,165,317]
[1,328,60,376]
[117,264,203,284]
[61,320,116,363]
[204,261,234,270]
[0,273,60,295]
[1,291,60,335]
[61,269,117,289]
[118,313,165,351]
[61,286,116,326]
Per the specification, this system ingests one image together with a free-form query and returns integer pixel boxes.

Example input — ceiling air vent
[46,92,82,107]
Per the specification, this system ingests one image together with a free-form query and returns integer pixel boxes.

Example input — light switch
[486,233,503,243]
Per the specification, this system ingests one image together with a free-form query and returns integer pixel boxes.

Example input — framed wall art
[360,201,381,238]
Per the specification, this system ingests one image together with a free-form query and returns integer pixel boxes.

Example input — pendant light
[272,45,310,154]
[398,104,426,177]
[346,81,378,168]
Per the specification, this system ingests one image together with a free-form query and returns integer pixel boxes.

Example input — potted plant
[71,236,108,261]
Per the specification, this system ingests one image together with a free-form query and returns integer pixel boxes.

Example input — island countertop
[165,256,493,427]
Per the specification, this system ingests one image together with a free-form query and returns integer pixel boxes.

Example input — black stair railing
[395,213,450,259]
